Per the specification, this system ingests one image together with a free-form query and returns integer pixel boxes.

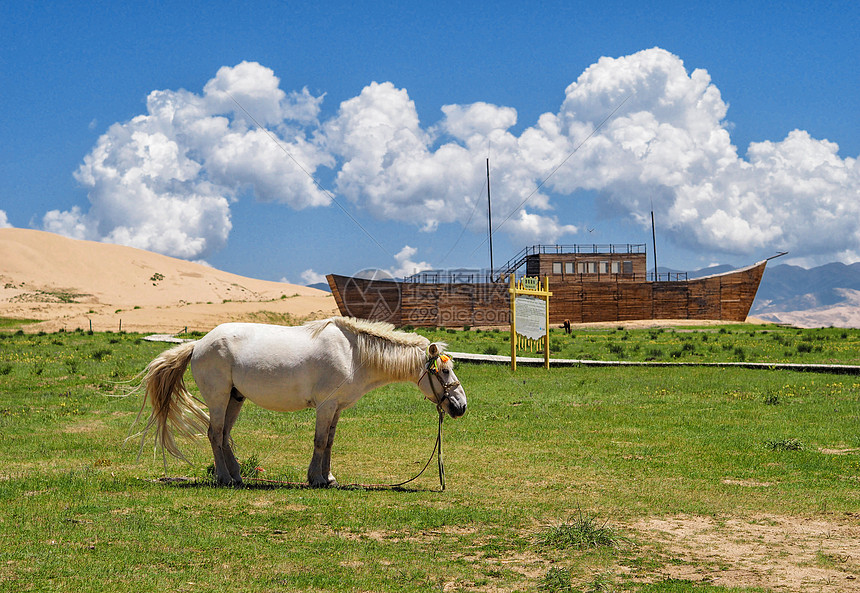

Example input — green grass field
[1,325,858,591]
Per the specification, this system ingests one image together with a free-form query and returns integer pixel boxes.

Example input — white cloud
[325,82,567,241]
[202,61,323,126]
[55,51,860,265]
[503,210,579,246]
[388,245,432,278]
[43,206,89,239]
[300,269,327,285]
[0,210,12,228]
[50,61,330,260]
[495,48,859,263]
[440,102,517,140]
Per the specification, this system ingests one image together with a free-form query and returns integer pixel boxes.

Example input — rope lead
[389,408,445,491]
[245,407,447,491]
[437,410,445,491]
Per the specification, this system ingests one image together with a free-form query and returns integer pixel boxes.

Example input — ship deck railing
[401,269,688,284]
[403,270,499,284]
[650,272,689,282]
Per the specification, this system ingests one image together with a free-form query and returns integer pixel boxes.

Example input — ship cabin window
[587,262,597,273]
[564,262,574,274]
[599,261,610,274]
[611,261,620,274]
[623,260,633,275]
[577,262,586,274]
[552,262,563,274]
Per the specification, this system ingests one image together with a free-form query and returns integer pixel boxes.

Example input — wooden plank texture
[327,259,768,328]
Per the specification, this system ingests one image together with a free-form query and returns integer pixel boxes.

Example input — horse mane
[305,317,448,381]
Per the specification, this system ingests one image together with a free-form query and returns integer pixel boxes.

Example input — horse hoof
[308,477,338,488]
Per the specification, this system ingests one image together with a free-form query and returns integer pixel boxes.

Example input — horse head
[418,342,467,418]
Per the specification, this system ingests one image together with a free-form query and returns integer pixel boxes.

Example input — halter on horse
[420,351,462,414]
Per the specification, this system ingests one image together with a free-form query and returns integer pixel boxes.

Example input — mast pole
[651,207,658,281]
[487,158,494,279]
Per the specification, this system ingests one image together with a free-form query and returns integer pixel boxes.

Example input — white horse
[136,316,467,487]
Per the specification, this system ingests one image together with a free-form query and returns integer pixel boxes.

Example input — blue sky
[2,1,858,284]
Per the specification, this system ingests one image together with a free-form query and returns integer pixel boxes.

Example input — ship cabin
[505,244,649,283]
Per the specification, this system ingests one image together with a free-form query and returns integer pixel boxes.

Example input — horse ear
[428,343,439,357]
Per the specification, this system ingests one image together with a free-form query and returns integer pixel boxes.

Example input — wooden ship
[326,243,779,328]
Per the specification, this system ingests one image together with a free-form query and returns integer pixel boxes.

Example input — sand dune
[0,228,337,333]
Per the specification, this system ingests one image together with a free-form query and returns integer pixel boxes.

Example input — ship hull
[327,259,767,328]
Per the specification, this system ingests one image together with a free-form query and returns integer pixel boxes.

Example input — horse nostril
[450,402,466,418]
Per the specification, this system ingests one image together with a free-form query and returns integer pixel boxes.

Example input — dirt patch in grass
[720,478,775,487]
[62,418,105,433]
[317,515,860,591]
[626,514,860,591]
[494,550,547,580]
[335,525,477,544]
[820,448,860,456]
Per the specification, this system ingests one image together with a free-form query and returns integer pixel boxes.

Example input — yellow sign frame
[509,275,552,370]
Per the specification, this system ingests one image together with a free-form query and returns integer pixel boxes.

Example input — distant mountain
[686,264,737,279]
[655,264,738,279]
[748,262,860,327]
[753,263,860,312]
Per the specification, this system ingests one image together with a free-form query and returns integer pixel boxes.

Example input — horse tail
[133,341,209,465]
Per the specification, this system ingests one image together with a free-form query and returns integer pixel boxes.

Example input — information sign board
[514,295,547,340]
[509,275,552,370]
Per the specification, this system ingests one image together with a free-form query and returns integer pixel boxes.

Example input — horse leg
[220,389,245,484]
[202,385,244,486]
[321,409,342,487]
[206,401,236,486]
[308,403,340,487]
[193,359,239,487]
